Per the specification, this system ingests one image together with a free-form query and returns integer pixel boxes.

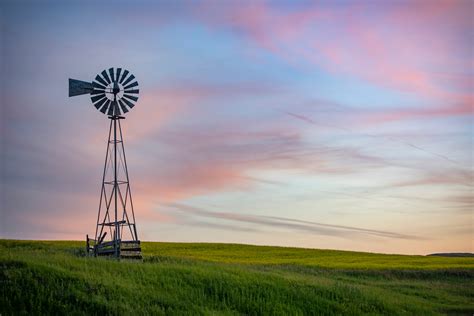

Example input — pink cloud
[127,115,402,211]
[360,97,473,124]
[197,1,473,120]
[122,81,282,143]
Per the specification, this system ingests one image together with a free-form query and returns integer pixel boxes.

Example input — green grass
[1,240,473,315]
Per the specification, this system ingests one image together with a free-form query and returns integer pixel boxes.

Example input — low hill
[428,253,474,258]
[1,240,473,315]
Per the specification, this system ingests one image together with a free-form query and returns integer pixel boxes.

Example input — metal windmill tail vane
[69,67,142,260]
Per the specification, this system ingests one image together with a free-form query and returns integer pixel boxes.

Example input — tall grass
[1,240,473,315]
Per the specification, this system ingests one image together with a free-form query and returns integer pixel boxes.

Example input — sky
[1,0,472,255]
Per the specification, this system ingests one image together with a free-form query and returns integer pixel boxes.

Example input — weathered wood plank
[121,240,141,245]
[96,240,116,248]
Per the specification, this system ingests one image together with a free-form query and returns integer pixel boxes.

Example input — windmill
[69,68,141,259]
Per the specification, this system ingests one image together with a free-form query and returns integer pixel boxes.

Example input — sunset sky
[1,0,472,254]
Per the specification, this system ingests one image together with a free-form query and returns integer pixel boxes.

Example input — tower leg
[113,116,120,258]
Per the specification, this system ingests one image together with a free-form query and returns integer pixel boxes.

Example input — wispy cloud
[284,109,467,169]
[165,203,422,240]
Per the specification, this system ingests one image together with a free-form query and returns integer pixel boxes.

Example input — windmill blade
[124,81,138,90]
[107,101,116,116]
[69,79,93,97]
[118,100,129,113]
[95,75,108,87]
[122,74,135,86]
[120,70,129,84]
[93,96,108,110]
[124,89,139,94]
[123,94,138,102]
[109,101,121,115]
[101,70,111,84]
[116,68,122,82]
[121,97,135,109]
[108,68,115,83]
[100,100,111,114]
[92,81,106,90]
[91,93,106,103]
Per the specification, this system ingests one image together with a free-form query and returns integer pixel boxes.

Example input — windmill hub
[106,82,124,101]
[112,82,121,95]
[69,68,142,260]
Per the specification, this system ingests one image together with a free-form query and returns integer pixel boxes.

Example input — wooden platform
[87,237,142,260]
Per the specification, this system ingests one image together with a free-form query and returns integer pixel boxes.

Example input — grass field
[1,240,473,315]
